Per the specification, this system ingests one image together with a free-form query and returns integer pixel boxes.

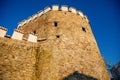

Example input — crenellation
[27,16,33,22]
[61,5,68,11]
[1,5,89,43]
[18,19,27,27]
[31,14,38,20]
[52,5,59,10]
[44,7,51,13]
[17,5,87,29]
[0,27,38,43]
[37,10,44,17]
[0,5,89,43]
[69,7,77,14]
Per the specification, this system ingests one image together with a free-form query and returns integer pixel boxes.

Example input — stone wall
[16,5,110,80]
[0,38,37,80]
[0,5,110,80]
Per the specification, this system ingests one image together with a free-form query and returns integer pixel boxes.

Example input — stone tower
[0,5,110,80]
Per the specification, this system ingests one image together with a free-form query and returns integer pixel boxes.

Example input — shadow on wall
[63,71,98,80]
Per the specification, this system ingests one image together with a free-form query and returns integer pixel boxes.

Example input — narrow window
[54,22,58,27]
[82,27,86,32]
[56,35,60,38]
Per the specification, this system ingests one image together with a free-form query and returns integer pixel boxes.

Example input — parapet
[37,10,44,17]
[31,14,38,20]
[17,5,89,28]
[0,26,8,37]
[18,19,28,27]
[0,26,39,43]
[44,7,51,13]
[0,5,90,43]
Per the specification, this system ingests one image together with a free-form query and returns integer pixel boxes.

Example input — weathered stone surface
[0,38,37,80]
[0,10,110,80]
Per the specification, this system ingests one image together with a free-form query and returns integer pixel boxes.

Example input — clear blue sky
[0,0,120,65]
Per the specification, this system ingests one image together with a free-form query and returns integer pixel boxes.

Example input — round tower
[17,5,110,80]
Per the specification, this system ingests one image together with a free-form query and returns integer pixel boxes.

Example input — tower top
[18,5,89,28]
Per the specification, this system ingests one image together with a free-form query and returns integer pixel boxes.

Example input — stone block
[0,27,7,37]
[61,5,68,11]
[52,5,59,10]
[28,34,37,42]
[12,29,23,40]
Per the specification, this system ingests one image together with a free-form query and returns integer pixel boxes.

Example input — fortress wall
[0,26,7,37]
[0,5,110,80]
[0,38,38,80]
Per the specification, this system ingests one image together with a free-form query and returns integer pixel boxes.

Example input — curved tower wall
[15,5,110,80]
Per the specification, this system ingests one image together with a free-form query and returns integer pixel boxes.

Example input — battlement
[17,5,89,28]
[44,7,51,13]
[0,5,90,43]
[0,27,37,43]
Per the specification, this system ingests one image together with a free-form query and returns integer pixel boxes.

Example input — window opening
[56,35,60,38]
[82,27,86,32]
[54,22,58,27]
